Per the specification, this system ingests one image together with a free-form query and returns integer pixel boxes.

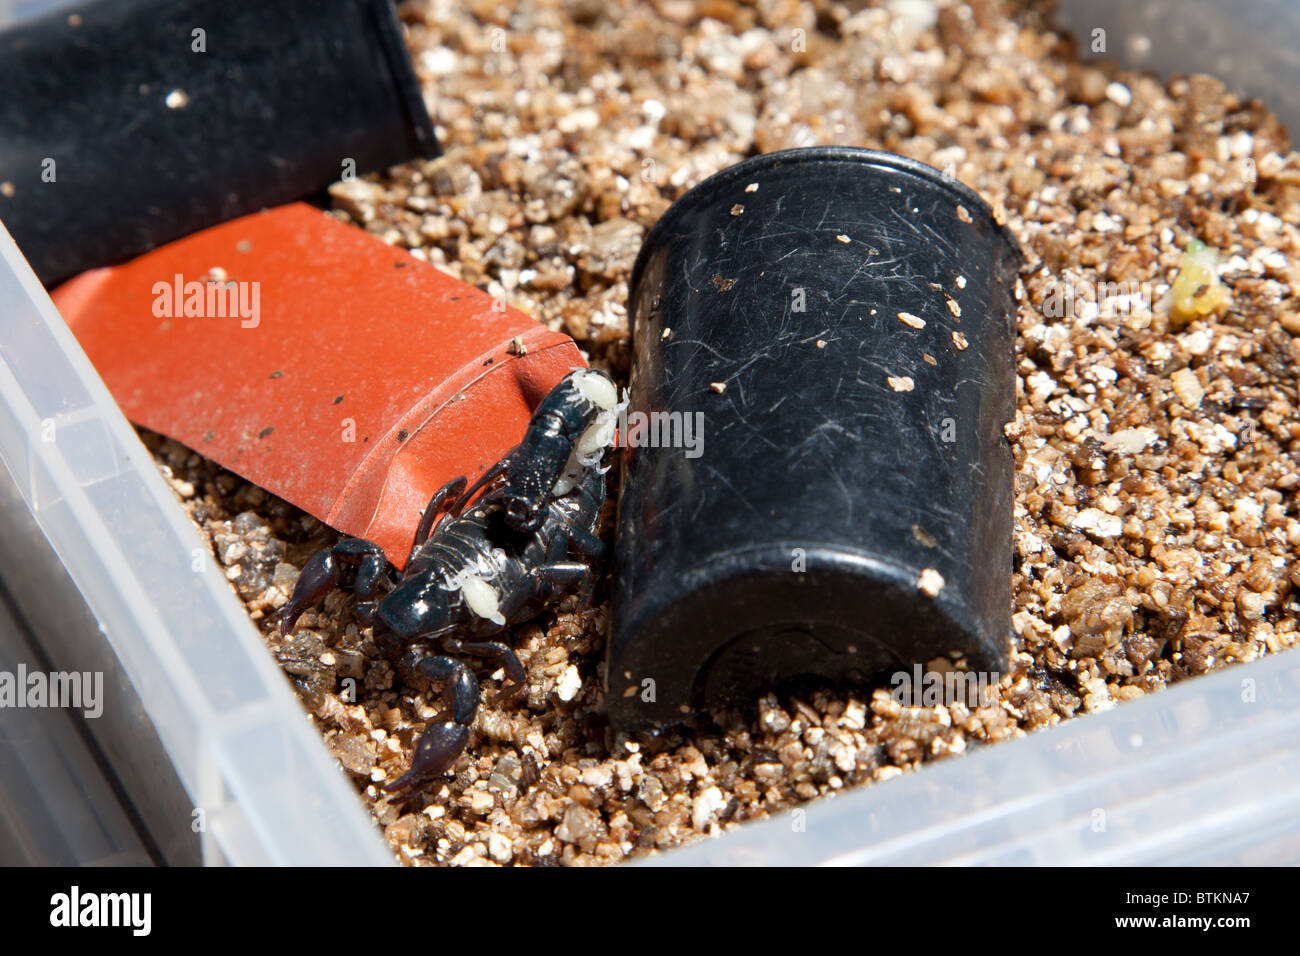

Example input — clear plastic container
[0,220,392,866]
[1,0,1297,867]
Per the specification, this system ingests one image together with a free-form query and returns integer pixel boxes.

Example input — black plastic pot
[608,147,1023,733]
[0,0,438,286]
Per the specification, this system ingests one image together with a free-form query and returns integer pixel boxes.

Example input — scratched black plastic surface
[0,0,438,285]
[609,148,1023,732]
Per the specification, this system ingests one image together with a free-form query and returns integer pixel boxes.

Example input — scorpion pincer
[277,369,623,799]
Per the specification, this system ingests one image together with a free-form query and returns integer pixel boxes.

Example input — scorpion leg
[443,637,527,706]
[351,548,389,625]
[565,524,607,560]
[449,455,513,515]
[405,475,468,575]
[383,654,479,798]
[278,538,387,635]
[534,561,589,587]
[534,561,598,611]
[408,475,468,564]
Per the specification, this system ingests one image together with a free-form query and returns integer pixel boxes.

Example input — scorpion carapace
[278,368,622,799]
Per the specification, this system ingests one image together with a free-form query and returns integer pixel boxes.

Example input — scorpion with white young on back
[277,368,623,799]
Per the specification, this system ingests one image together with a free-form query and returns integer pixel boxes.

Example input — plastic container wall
[653,641,1300,866]
[0,219,393,865]
[1055,0,1300,133]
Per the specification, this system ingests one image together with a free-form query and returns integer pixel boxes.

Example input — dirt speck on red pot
[608,147,1024,732]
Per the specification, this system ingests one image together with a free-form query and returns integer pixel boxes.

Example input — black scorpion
[278,368,620,798]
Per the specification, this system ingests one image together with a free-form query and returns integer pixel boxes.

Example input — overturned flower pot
[53,203,583,568]
[608,147,1023,732]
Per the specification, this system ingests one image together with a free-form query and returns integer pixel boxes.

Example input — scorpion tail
[381,721,470,799]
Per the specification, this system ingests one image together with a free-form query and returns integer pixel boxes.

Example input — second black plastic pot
[609,147,1023,732]
[0,0,438,285]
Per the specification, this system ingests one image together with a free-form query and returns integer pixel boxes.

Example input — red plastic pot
[53,203,584,567]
